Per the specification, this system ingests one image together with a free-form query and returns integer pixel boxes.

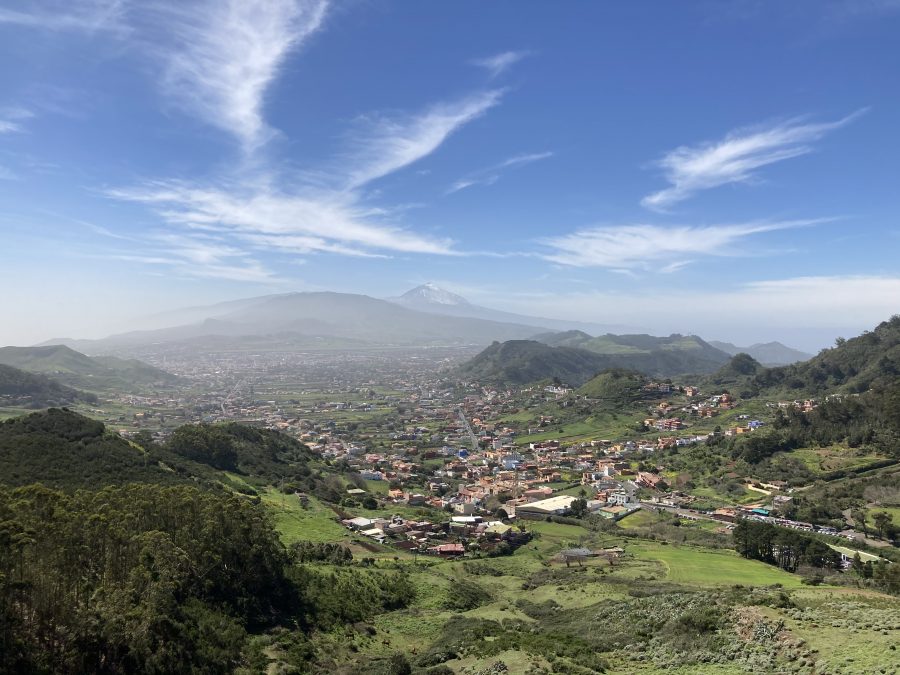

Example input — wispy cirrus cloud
[95,9,515,279]
[104,79,508,279]
[641,110,866,211]
[342,90,503,189]
[447,151,553,194]
[0,0,126,33]
[471,50,529,78]
[0,107,34,134]
[143,0,329,149]
[107,179,456,260]
[105,232,277,283]
[541,218,823,269]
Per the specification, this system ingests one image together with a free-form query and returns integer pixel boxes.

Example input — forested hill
[0,408,195,489]
[706,315,900,398]
[0,408,353,503]
[0,364,97,408]
[455,340,613,386]
[457,333,731,386]
[0,344,180,392]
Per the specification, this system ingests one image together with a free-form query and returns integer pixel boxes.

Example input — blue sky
[1,0,899,349]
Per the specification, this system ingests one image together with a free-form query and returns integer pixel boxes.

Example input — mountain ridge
[709,340,813,366]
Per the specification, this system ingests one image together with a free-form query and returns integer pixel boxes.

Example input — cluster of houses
[341,513,531,556]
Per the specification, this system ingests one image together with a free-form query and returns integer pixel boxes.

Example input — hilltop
[0,408,192,489]
[0,345,180,392]
[455,340,612,386]
[533,331,731,375]
[459,331,733,386]
[0,364,97,408]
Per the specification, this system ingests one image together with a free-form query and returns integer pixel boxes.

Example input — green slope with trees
[0,363,97,408]
[709,315,900,397]
[461,332,734,386]
[0,344,180,392]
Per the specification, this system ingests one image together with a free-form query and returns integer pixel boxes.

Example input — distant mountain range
[708,340,813,366]
[0,345,179,392]
[28,285,811,366]
[45,291,551,353]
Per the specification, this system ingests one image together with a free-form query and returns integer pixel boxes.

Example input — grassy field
[789,445,889,474]
[629,541,805,587]
[515,412,641,445]
[258,488,349,544]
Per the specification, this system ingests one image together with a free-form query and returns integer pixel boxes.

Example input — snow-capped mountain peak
[399,283,471,306]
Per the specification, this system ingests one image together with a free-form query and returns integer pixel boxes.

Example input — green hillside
[455,340,612,386]
[0,364,97,408]
[0,408,192,489]
[707,315,900,398]
[533,331,731,374]
[460,332,732,386]
[0,344,180,391]
[577,368,648,406]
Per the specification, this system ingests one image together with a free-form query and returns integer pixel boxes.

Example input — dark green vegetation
[0,409,195,489]
[733,520,841,572]
[706,315,900,397]
[0,483,415,674]
[0,363,96,408]
[730,384,900,465]
[0,345,179,392]
[0,413,414,674]
[0,409,356,506]
[459,332,733,386]
[456,340,613,386]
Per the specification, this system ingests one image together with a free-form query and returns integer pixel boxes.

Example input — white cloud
[92,9,508,269]
[107,180,457,260]
[447,151,553,194]
[642,111,866,211]
[106,232,276,283]
[471,50,529,78]
[0,0,126,33]
[0,107,34,134]
[343,90,503,189]
[541,219,820,269]
[145,0,328,149]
